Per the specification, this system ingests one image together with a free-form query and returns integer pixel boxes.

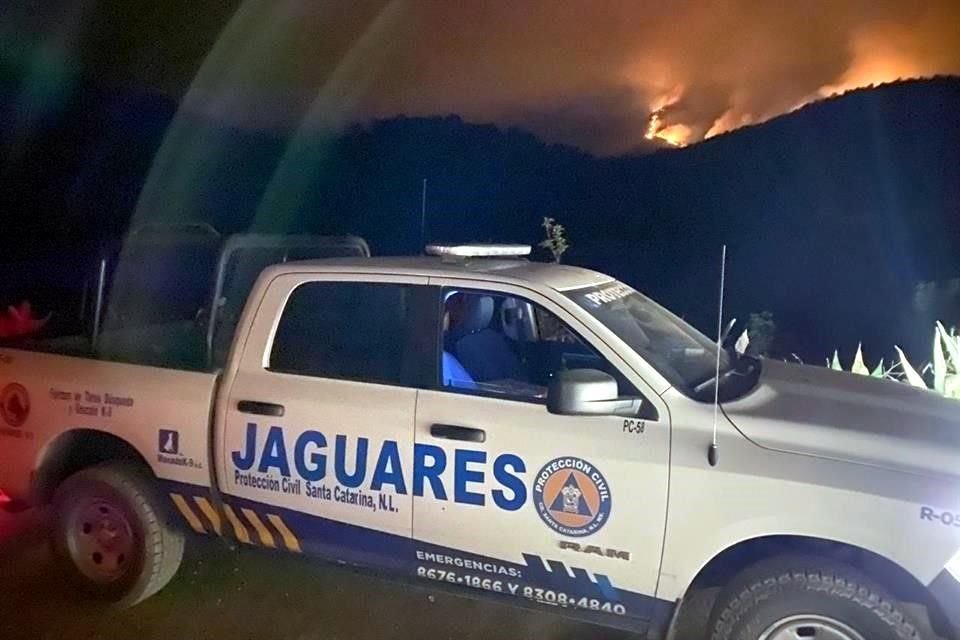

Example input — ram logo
[558,540,631,561]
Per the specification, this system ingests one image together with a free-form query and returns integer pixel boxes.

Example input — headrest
[453,295,494,337]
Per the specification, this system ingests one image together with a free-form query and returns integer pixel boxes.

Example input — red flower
[0,302,50,338]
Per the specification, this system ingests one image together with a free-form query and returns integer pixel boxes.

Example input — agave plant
[828,343,894,379]
[829,323,959,400]
[895,322,960,400]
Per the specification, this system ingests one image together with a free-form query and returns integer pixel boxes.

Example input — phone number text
[415,566,627,615]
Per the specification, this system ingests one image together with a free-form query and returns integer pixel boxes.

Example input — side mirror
[547,369,644,417]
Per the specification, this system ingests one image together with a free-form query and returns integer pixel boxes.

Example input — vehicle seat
[452,296,522,382]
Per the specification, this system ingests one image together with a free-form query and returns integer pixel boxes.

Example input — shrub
[538,217,569,263]
[0,301,50,339]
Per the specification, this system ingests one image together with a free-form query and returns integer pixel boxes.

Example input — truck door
[216,273,435,563]
[412,282,671,628]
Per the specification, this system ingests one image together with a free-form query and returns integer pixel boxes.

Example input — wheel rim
[758,615,867,640]
[64,497,136,584]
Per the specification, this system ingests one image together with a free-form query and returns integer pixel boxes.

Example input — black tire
[50,462,185,608]
[708,555,931,640]
[672,588,720,640]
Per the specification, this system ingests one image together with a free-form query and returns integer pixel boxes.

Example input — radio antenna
[708,244,727,467]
[419,178,428,251]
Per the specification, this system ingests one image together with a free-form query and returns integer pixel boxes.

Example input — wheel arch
[33,428,153,504]
[674,534,953,639]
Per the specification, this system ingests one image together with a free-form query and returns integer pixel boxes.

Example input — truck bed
[17,321,207,371]
[0,346,218,502]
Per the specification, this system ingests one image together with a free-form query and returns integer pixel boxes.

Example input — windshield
[566,281,730,395]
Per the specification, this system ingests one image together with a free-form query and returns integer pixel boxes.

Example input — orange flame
[651,25,939,144]
[644,112,663,141]
[655,123,692,147]
[645,85,692,147]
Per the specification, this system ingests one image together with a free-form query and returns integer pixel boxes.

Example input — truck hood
[722,359,960,478]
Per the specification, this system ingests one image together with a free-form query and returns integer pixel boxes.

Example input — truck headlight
[949,549,960,581]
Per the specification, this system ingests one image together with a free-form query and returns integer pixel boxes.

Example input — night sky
[4,0,960,155]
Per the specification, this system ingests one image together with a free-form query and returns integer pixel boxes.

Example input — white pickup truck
[1,244,958,640]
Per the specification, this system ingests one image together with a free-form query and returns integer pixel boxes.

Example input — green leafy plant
[732,311,776,357]
[745,311,776,356]
[539,217,569,263]
[829,323,959,399]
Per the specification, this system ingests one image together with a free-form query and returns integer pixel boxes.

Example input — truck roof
[274,256,615,292]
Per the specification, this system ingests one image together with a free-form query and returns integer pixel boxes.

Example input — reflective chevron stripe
[193,496,222,535]
[223,504,253,544]
[170,494,206,533]
[267,513,302,553]
[168,492,300,552]
[241,508,276,547]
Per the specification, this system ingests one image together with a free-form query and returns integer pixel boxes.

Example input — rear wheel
[51,462,184,607]
[708,556,931,640]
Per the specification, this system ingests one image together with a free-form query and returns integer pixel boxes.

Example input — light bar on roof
[425,244,532,258]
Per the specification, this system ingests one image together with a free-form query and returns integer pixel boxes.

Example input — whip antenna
[709,244,727,467]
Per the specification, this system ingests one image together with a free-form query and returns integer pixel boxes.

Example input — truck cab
[212,248,677,627]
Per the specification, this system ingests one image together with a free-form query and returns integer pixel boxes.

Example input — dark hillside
[2,77,958,360]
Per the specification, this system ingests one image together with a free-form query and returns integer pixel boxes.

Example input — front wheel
[51,462,185,607]
[709,556,932,640]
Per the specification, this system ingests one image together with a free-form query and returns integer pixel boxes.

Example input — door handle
[237,400,285,417]
[430,423,486,443]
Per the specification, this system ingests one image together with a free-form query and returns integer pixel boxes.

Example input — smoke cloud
[353,0,960,153]
[9,0,959,155]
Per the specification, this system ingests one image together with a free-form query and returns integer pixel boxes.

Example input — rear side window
[269,281,435,386]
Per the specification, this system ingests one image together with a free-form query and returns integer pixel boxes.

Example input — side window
[440,288,642,403]
[270,281,435,386]
[534,307,580,344]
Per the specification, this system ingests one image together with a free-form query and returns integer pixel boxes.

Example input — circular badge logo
[0,383,30,428]
[533,457,611,537]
